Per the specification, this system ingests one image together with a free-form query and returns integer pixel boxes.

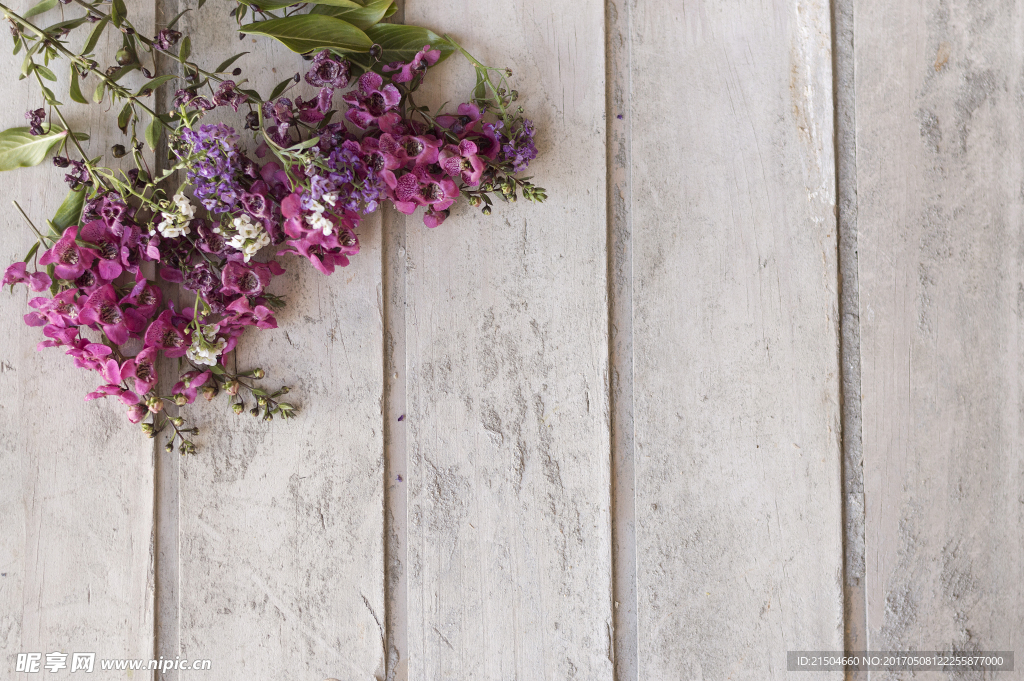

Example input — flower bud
[111,144,127,158]
[369,44,383,61]
[482,206,492,216]
[174,394,188,406]
[232,67,242,76]
[164,442,174,453]
[250,407,260,417]
[140,423,155,435]
[252,368,265,379]
[171,416,184,427]
[202,385,218,401]
[232,402,244,415]
[148,399,164,414]
[257,396,268,407]
[225,380,240,396]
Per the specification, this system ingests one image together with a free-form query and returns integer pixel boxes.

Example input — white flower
[304,210,334,236]
[321,192,339,207]
[226,214,271,262]
[186,324,226,366]
[172,191,196,219]
[156,213,191,239]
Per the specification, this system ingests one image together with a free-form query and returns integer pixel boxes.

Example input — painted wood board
[853,0,1024,660]
[399,0,614,678]
[173,2,385,678]
[629,0,845,678]
[0,0,157,675]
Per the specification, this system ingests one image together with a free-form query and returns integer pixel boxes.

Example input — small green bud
[164,442,174,453]
[225,380,240,396]
[482,205,492,216]
[141,423,155,435]
[252,368,266,379]
[250,407,260,417]
[202,385,218,401]
[173,393,188,406]
[171,416,184,427]
[232,402,245,415]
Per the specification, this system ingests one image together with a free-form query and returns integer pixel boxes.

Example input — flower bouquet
[0,0,546,453]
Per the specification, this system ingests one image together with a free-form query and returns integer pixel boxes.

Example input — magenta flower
[78,285,135,345]
[3,262,51,291]
[122,271,163,319]
[423,209,449,229]
[343,72,401,129]
[439,139,487,186]
[172,369,211,405]
[224,296,278,329]
[124,346,159,395]
[126,403,148,424]
[80,220,124,281]
[38,226,97,280]
[85,358,139,405]
[221,260,283,296]
[212,80,248,112]
[25,290,79,328]
[144,310,190,358]
[383,44,441,83]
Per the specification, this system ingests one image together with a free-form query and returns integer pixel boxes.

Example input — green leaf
[268,75,295,101]
[0,127,71,172]
[214,52,249,73]
[22,241,40,264]
[110,0,126,27]
[35,64,56,81]
[92,80,105,103]
[179,36,191,63]
[138,74,177,95]
[310,0,395,30]
[250,0,358,10]
[117,103,132,134]
[239,15,372,55]
[165,7,191,29]
[69,67,87,104]
[82,17,109,55]
[24,0,58,19]
[40,85,60,106]
[50,187,86,232]
[145,116,160,150]
[347,23,454,73]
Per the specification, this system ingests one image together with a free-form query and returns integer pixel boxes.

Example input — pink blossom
[3,262,51,291]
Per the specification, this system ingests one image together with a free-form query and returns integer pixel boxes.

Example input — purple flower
[501,119,538,172]
[173,123,251,213]
[383,44,441,84]
[123,346,159,395]
[63,160,90,189]
[25,108,45,136]
[154,28,181,51]
[173,89,215,110]
[212,80,248,112]
[305,50,350,89]
[3,262,51,291]
[38,226,97,280]
[25,289,79,328]
[295,87,334,124]
[343,72,401,130]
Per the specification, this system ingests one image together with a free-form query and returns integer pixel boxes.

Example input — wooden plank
[399,1,613,678]
[853,0,1024,656]
[630,0,845,677]
[0,0,156,673]
[173,2,386,678]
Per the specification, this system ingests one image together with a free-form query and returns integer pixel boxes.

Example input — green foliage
[50,187,86,232]
[0,127,87,172]
[238,14,373,54]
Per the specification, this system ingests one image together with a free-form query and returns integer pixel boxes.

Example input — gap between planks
[606,0,639,680]
[831,0,868,673]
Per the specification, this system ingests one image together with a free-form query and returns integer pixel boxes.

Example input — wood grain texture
[0,0,156,674]
[174,4,385,678]
[853,0,1024,662]
[630,0,844,678]
[399,1,613,678]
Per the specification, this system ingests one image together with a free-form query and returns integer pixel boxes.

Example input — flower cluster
[4,8,544,453]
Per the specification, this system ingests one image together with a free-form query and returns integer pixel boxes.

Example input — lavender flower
[501,119,538,172]
[25,108,45,136]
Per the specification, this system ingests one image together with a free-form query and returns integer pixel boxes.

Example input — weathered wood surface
[854,0,1024,661]
[174,3,386,679]
[629,0,845,678]
[398,0,613,678]
[0,1,156,675]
